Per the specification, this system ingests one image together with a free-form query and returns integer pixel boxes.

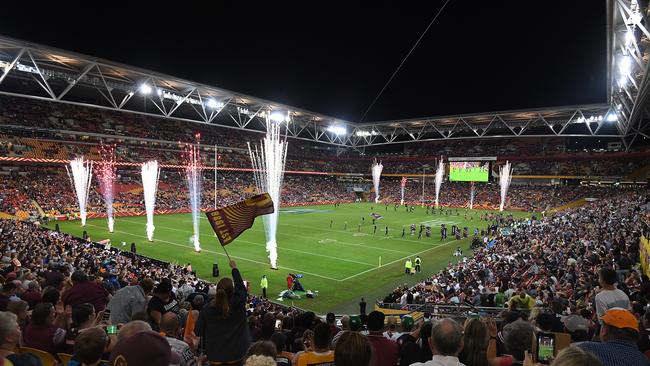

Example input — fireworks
[184,141,202,252]
[248,115,288,269]
[434,158,444,207]
[469,181,476,210]
[498,161,513,212]
[97,145,117,232]
[66,157,93,227]
[371,159,383,203]
[141,161,160,241]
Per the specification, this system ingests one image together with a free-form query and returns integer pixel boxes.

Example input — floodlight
[327,125,347,135]
[156,88,162,96]
[618,76,628,87]
[207,98,218,109]
[140,84,152,95]
[270,112,285,123]
[606,113,618,122]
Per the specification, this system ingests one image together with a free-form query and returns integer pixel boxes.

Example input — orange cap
[601,308,639,331]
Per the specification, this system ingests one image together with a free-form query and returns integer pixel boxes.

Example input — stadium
[0,2,649,366]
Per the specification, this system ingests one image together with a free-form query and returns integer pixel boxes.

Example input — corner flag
[206,193,274,246]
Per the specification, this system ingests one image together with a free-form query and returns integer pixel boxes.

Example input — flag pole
[221,244,232,261]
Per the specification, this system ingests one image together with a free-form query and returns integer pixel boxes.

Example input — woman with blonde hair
[334,331,372,366]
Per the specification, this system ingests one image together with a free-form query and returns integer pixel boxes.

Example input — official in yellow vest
[260,275,268,298]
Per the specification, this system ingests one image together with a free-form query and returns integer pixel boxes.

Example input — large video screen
[449,161,489,182]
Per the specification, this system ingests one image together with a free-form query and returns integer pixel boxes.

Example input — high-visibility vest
[415,258,421,265]
[261,277,268,288]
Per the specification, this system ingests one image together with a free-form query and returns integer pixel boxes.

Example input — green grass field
[48,203,531,314]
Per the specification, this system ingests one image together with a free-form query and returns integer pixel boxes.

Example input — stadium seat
[17,347,58,366]
[57,353,72,365]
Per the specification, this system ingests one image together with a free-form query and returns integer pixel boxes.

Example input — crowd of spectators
[0,163,635,219]
[0,188,648,365]
[1,95,648,178]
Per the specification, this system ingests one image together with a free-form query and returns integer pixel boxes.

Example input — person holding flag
[260,275,268,299]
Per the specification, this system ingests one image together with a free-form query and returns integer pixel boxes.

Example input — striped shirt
[577,340,650,366]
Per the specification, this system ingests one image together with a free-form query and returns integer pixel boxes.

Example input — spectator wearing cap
[105,277,154,325]
[411,318,465,366]
[563,315,590,343]
[147,279,179,331]
[349,315,362,332]
[62,271,109,312]
[595,268,630,321]
[160,312,196,366]
[195,260,250,365]
[365,311,399,366]
[577,308,650,366]
[67,327,109,366]
[294,323,334,366]
[109,330,181,366]
[326,312,341,340]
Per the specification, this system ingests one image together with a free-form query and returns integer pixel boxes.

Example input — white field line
[83,222,343,282]
[117,218,376,267]
[171,217,412,255]
[338,238,461,281]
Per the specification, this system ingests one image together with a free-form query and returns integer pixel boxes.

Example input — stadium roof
[0,0,647,152]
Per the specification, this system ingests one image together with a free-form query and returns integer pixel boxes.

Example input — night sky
[0,1,606,122]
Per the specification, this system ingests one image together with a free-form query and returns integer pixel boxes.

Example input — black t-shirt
[147,295,179,330]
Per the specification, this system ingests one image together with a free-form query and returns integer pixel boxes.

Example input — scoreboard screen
[449,161,489,182]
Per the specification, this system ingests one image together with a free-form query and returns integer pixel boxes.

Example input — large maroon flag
[205,193,274,246]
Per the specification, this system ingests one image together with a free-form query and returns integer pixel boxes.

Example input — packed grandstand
[1,4,650,366]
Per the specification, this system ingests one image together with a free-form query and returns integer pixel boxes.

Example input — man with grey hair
[117,320,153,342]
[0,311,41,365]
[502,319,534,365]
[331,315,350,346]
[411,318,465,366]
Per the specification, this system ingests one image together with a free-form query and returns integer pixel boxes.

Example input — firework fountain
[469,181,476,210]
[498,161,513,212]
[371,159,383,203]
[185,137,203,252]
[97,145,117,232]
[434,158,444,207]
[400,177,407,205]
[247,114,288,269]
[141,161,160,241]
[66,157,93,227]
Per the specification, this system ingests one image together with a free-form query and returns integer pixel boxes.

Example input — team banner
[206,193,274,246]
